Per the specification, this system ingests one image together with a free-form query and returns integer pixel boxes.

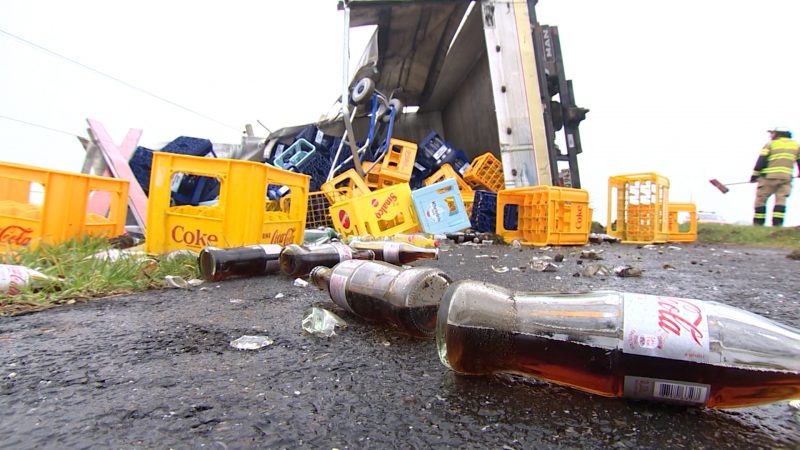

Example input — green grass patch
[1,235,198,316]
[697,223,800,248]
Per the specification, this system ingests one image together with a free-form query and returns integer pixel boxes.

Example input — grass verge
[697,223,800,248]
[1,236,198,316]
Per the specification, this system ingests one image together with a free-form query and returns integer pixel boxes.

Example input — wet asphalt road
[1,241,799,449]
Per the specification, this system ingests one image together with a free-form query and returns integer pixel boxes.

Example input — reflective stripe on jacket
[753,138,800,179]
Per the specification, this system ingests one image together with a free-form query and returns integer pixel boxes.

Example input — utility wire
[0,27,242,132]
[0,113,78,138]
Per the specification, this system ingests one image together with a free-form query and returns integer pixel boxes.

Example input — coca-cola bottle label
[329,272,351,312]
[384,242,401,263]
[330,243,353,261]
[623,376,710,406]
[622,293,711,363]
[0,264,31,295]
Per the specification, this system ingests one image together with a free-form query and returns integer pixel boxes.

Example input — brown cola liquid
[443,324,800,408]
[198,245,281,282]
[279,244,373,278]
[344,291,439,338]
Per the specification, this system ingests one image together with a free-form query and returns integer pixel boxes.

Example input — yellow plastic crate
[463,152,504,192]
[667,202,697,243]
[306,191,334,229]
[424,163,473,193]
[497,186,591,246]
[460,190,475,217]
[145,153,309,254]
[607,173,670,244]
[329,183,419,238]
[361,161,382,190]
[320,169,371,204]
[0,161,129,250]
[377,139,417,188]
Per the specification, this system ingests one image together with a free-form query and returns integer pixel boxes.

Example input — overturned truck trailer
[269,0,588,189]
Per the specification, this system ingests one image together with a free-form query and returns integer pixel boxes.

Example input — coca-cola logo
[170,225,219,248]
[374,193,399,219]
[0,225,34,246]
[657,297,705,346]
[575,205,584,229]
[262,227,295,246]
[2,265,27,295]
[338,210,351,229]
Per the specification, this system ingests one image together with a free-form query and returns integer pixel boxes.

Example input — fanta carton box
[329,183,420,238]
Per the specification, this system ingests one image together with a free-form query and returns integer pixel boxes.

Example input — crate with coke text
[0,161,129,251]
[497,186,591,246]
[329,183,419,238]
[145,153,309,254]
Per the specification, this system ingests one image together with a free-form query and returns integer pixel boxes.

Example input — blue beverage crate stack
[470,190,498,233]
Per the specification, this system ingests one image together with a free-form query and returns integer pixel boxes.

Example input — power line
[0,27,242,132]
[0,113,78,138]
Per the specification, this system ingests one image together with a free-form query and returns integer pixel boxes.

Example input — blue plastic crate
[162,136,213,156]
[294,125,336,153]
[129,146,155,195]
[411,178,471,234]
[470,190,498,233]
[416,130,470,179]
[291,151,331,192]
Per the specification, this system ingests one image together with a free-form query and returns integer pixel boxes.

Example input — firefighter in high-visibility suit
[750,128,800,226]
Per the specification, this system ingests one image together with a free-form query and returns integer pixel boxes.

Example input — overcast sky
[1,0,798,226]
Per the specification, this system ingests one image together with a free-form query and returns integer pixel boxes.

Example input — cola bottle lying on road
[347,241,439,265]
[279,243,374,278]
[346,233,441,248]
[310,260,451,338]
[198,245,282,282]
[436,280,800,408]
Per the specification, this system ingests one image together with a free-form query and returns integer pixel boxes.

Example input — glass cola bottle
[347,241,439,265]
[279,242,374,278]
[346,233,441,248]
[436,280,800,409]
[198,244,282,282]
[310,260,452,338]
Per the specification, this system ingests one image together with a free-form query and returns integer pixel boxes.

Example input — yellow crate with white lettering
[329,183,419,238]
[0,161,129,251]
[667,202,697,243]
[145,153,309,254]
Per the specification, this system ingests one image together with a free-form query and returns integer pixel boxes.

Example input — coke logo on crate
[338,210,351,229]
[374,193,399,219]
[0,225,34,246]
[171,225,219,248]
[263,227,296,246]
[576,204,586,230]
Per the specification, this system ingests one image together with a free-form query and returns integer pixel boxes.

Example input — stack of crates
[667,202,697,243]
[607,173,670,244]
[496,186,591,246]
[145,153,309,254]
[0,161,129,251]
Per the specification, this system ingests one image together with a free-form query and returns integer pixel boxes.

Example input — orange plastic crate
[463,152,504,192]
[0,161,129,250]
[145,153,309,254]
[329,183,419,238]
[667,202,697,243]
[377,139,417,188]
[424,164,473,193]
[607,173,670,244]
[320,169,371,204]
[361,161,381,190]
[497,186,591,246]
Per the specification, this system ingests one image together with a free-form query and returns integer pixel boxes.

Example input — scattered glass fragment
[230,335,273,350]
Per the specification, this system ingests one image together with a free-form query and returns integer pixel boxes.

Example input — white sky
[1,0,798,226]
